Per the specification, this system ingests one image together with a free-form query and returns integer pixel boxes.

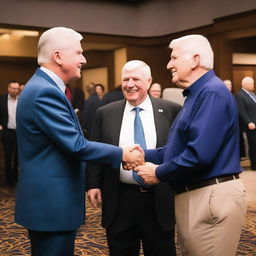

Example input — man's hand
[87,188,102,208]
[122,144,144,170]
[135,162,160,185]
[248,122,256,130]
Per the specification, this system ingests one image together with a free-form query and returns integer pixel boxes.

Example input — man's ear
[192,54,200,69]
[147,77,153,89]
[53,51,62,66]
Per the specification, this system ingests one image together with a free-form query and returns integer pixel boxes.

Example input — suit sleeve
[86,108,103,190]
[235,93,251,125]
[34,87,122,169]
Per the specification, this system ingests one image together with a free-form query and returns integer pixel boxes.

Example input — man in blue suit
[15,27,143,256]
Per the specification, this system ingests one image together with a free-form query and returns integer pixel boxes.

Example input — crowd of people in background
[0,27,255,256]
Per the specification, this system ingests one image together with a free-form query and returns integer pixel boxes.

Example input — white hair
[242,76,254,86]
[122,60,151,79]
[169,34,214,70]
[37,27,83,65]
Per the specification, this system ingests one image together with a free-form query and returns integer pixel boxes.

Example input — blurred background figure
[148,83,162,98]
[85,82,96,99]
[235,76,256,170]
[95,83,105,100]
[101,84,124,106]
[82,83,105,138]
[0,80,20,187]
[19,84,25,94]
[71,86,85,113]
[223,79,232,92]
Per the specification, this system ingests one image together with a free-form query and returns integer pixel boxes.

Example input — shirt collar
[8,94,18,101]
[40,66,66,93]
[242,88,252,95]
[126,95,152,112]
[183,70,215,97]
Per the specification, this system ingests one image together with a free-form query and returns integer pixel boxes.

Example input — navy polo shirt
[146,70,242,187]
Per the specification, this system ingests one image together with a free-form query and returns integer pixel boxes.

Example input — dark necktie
[65,87,72,103]
[132,107,149,187]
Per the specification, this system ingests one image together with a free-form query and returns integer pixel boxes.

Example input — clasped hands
[122,145,160,185]
[88,146,159,208]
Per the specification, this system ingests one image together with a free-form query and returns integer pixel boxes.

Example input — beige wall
[114,48,127,86]
[0,34,38,57]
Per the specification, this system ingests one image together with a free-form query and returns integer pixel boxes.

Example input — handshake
[122,145,160,185]
[121,144,144,170]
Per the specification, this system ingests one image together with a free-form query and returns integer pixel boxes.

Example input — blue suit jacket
[15,68,122,231]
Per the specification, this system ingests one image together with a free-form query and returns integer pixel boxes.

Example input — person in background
[85,82,95,99]
[235,76,256,170]
[15,27,143,256]
[87,60,181,256]
[223,79,232,92]
[19,83,25,94]
[148,82,162,98]
[0,80,20,187]
[101,84,124,105]
[95,83,105,100]
[70,86,85,113]
[82,83,105,138]
[135,34,247,256]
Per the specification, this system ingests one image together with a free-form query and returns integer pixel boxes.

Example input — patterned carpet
[0,160,256,255]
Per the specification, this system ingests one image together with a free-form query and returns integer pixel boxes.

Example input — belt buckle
[140,186,148,192]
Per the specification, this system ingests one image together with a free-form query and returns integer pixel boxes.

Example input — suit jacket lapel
[111,100,126,146]
[151,98,165,148]
[35,68,83,135]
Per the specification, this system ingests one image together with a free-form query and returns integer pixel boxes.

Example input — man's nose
[167,60,173,70]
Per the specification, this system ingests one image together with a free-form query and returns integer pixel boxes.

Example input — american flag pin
[158,109,163,112]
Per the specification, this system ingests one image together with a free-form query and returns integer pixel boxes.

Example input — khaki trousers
[175,179,247,256]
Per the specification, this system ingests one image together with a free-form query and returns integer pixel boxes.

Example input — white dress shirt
[7,94,18,129]
[119,96,157,184]
[40,66,66,93]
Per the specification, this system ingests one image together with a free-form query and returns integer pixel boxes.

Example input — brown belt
[175,174,240,194]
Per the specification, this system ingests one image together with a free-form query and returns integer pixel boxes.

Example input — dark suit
[86,97,181,256]
[0,93,18,186]
[101,86,124,106]
[235,89,256,169]
[15,68,123,255]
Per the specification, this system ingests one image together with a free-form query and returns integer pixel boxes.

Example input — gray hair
[242,76,254,86]
[169,34,214,70]
[37,27,83,65]
[122,60,151,79]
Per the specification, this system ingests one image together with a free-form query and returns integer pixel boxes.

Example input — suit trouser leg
[175,179,247,256]
[246,130,256,169]
[2,130,17,185]
[28,229,77,256]
[106,185,175,256]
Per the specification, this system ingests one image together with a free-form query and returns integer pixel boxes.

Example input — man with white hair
[87,60,181,256]
[15,27,143,256]
[135,35,247,256]
[235,76,256,170]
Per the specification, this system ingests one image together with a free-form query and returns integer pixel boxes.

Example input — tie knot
[133,107,143,114]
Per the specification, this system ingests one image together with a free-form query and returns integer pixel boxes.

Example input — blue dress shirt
[145,70,242,188]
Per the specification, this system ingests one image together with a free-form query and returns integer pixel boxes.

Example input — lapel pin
[158,109,163,112]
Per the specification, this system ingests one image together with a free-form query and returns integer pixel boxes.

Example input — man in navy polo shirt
[135,35,247,256]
